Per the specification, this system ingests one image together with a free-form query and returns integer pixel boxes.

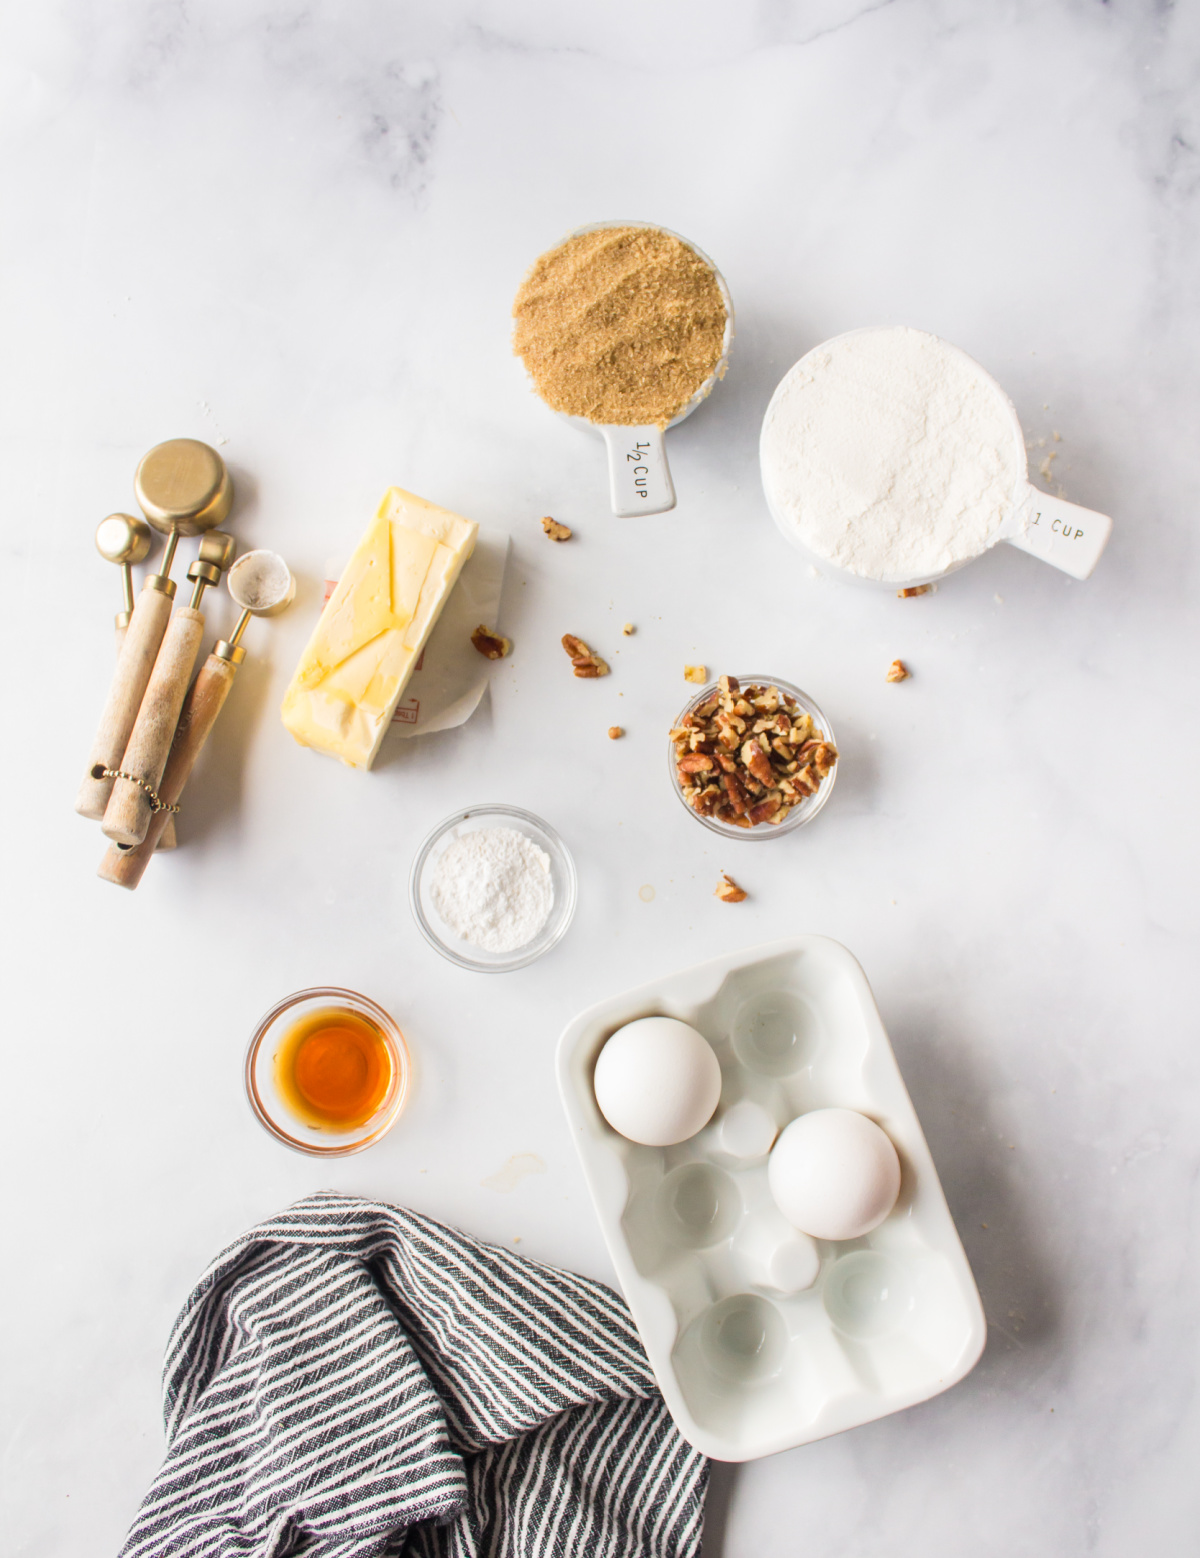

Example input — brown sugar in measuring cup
[513,222,734,517]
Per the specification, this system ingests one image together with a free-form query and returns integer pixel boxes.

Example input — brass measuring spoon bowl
[186,530,238,608]
[217,549,296,662]
[95,513,153,628]
[135,438,232,534]
[95,512,152,567]
[134,439,234,593]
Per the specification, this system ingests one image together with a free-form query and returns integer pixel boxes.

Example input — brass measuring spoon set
[76,438,294,889]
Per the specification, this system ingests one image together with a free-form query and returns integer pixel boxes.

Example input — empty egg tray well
[555,936,986,1462]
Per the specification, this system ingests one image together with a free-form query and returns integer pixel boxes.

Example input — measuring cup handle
[112,619,176,849]
[102,605,206,846]
[600,425,677,517]
[1004,486,1113,580]
[76,585,174,820]
[98,652,239,888]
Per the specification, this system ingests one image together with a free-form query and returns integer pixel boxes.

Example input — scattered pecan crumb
[608,726,624,740]
[684,664,707,684]
[622,623,635,636]
[541,516,572,542]
[470,625,510,660]
[886,660,910,682]
[672,675,837,830]
[715,872,747,903]
[561,633,609,678]
[897,584,931,598]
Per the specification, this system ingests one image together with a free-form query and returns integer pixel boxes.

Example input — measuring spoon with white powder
[760,326,1112,588]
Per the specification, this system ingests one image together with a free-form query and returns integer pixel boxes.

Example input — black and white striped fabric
[120,1192,707,1558]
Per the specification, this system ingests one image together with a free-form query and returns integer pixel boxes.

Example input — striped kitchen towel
[119,1191,707,1558]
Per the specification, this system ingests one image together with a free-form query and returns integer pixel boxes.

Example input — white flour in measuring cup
[760,327,1027,585]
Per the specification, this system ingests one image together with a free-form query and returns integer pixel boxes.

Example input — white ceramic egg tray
[556,936,986,1462]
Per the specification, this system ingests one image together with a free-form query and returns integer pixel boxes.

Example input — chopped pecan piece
[811,742,837,775]
[622,622,635,635]
[897,584,931,598]
[715,872,747,903]
[678,753,714,774]
[721,771,751,814]
[561,634,609,678]
[748,794,783,824]
[541,516,572,541]
[684,664,707,685]
[470,625,510,660]
[886,659,910,682]
[742,739,775,787]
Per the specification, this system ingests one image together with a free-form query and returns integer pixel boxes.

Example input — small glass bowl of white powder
[409,805,577,972]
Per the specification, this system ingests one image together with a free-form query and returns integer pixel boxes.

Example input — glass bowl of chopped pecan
[668,675,838,838]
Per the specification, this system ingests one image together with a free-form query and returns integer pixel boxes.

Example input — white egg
[594,1017,722,1146]
[767,1108,901,1240]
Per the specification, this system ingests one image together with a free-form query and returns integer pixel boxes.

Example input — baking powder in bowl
[430,827,554,953]
[760,326,1025,583]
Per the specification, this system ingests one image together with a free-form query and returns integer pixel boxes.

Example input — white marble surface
[3,2,1198,1553]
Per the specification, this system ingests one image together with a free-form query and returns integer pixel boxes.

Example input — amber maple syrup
[273,1006,393,1131]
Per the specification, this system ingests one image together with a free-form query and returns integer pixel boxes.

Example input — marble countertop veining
[2,2,1198,1554]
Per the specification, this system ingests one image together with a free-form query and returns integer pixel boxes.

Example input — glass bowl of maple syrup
[244,987,410,1156]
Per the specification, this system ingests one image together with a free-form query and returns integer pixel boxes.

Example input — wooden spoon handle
[113,620,176,849]
[76,586,173,820]
[98,653,238,889]
[101,606,205,846]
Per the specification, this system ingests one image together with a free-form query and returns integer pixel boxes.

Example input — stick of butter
[281,488,479,768]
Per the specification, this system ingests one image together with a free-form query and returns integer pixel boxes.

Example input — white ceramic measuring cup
[523,220,734,517]
[760,327,1113,589]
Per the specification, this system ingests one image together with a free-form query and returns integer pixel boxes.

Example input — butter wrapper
[323,527,509,739]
